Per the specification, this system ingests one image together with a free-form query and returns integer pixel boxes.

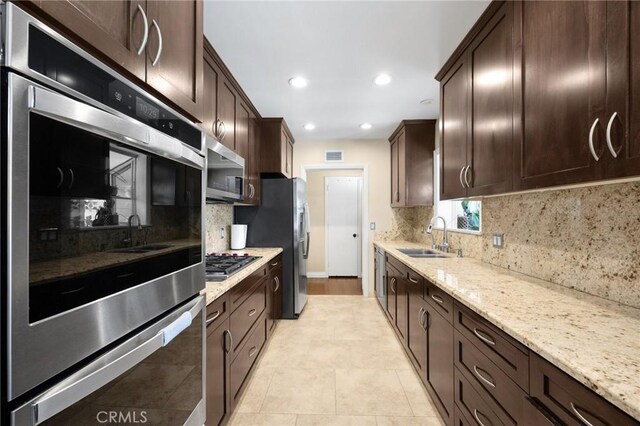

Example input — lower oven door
[11,296,205,426]
[5,72,205,400]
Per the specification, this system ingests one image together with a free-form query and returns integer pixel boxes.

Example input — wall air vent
[325,150,344,162]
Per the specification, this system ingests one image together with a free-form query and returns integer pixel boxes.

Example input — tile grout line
[394,368,418,417]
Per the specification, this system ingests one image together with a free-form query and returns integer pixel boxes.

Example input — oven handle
[29,296,204,425]
[27,84,204,170]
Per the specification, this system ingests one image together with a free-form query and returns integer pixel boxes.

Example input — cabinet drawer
[386,254,407,274]
[455,367,514,426]
[229,263,268,312]
[230,312,267,407]
[267,254,282,272]
[530,353,637,426]
[454,302,529,390]
[454,404,475,426]
[455,330,527,422]
[230,277,267,360]
[206,293,230,335]
[426,281,454,323]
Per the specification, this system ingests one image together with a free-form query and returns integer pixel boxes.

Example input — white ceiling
[203,1,489,141]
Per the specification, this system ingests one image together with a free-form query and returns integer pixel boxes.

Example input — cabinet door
[236,100,250,201]
[203,54,219,138]
[467,3,514,196]
[386,266,397,324]
[145,0,203,121]
[440,57,469,200]
[407,281,427,377]
[397,130,407,206]
[206,318,230,426]
[390,138,400,205]
[218,76,237,151]
[287,140,294,178]
[280,129,288,177]
[266,266,282,338]
[246,112,261,205]
[425,307,454,424]
[395,276,408,345]
[37,0,146,81]
[605,1,640,178]
[512,1,606,190]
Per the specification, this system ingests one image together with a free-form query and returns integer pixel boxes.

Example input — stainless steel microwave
[205,137,245,202]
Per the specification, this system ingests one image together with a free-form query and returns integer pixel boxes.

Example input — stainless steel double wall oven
[2,3,206,424]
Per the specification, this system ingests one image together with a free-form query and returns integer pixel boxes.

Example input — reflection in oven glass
[43,312,202,426]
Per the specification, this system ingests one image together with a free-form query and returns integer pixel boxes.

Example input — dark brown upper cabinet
[22,0,203,122]
[512,0,606,190]
[261,118,295,178]
[245,111,261,205]
[440,2,514,200]
[389,120,436,206]
[203,49,220,140]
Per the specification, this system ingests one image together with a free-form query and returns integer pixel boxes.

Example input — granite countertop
[202,247,283,306]
[374,240,640,421]
[30,239,201,284]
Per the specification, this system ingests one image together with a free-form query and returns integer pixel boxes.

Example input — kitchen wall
[293,139,393,296]
[306,169,364,275]
[382,182,640,309]
[205,204,233,253]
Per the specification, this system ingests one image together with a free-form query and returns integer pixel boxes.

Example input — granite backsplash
[379,181,640,309]
[205,204,234,253]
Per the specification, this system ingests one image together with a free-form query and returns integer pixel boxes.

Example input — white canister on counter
[230,224,248,250]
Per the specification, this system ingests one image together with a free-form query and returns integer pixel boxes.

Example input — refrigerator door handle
[302,203,311,259]
[304,231,311,259]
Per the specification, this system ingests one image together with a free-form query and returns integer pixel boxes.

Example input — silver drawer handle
[464,165,471,187]
[588,118,600,161]
[473,327,496,346]
[474,409,492,426]
[390,277,397,293]
[271,261,279,267]
[570,402,596,426]
[206,310,220,325]
[224,330,233,353]
[273,276,280,292]
[249,346,258,358]
[409,276,419,284]
[420,308,428,330]
[430,294,444,305]
[248,308,257,317]
[150,19,162,66]
[473,365,496,388]
[218,120,226,141]
[606,112,621,158]
[135,5,149,55]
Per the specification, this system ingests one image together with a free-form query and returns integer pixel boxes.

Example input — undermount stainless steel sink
[398,248,447,258]
[112,244,174,254]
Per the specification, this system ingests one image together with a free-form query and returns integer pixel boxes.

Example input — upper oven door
[205,137,245,202]
[5,72,205,400]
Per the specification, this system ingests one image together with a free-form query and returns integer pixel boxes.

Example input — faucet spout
[430,216,449,252]
[125,214,142,247]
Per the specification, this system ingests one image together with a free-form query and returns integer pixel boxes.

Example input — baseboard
[307,272,329,279]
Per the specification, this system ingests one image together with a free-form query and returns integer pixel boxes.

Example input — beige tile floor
[228,296,445,426]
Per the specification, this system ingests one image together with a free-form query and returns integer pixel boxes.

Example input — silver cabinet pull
[570,402,596,426]
[56,167,64,189]
[150,19,162,66]
[206,310,220,325]
[135,5,149,56]
[464,165,471,188]
[273,276,280,292]
[474,409,492,426]
[248,308,257,317]
[473,327,496,346]
[224,330,233,353]
[606,112,620,158]
[408,276,419,284]
[249,183,255,199]
[249,346,258,358]
[459,166,466,188]
[418,307,424,326]
[419,308,428,330]
[473,365,496,388]
[218,120,226,141]
[67,168,75,189]
[430,294,444,305]
[271,261,279,267]
[390,277,397,293]
[588,118,601,161]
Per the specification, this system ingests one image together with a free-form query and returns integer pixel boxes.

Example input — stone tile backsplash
[380,182,640,309]
[205,204,234,253]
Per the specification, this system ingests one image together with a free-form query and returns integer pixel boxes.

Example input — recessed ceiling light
[288,76,308,88]
[374,73,392,86]
[420,98,434,105]
[303,123,316,131]
[360,123,372,130]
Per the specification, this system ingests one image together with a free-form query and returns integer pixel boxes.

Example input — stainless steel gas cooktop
[205,253,261,281]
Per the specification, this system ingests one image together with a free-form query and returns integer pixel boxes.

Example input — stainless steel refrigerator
[234,178,309,318]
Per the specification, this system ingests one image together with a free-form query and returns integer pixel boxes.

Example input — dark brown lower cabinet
[230,312,267,409]
[395,275,409,345]
[205,294,231,426]
[385,263,399,324]
[425,304,454,425]
[267,264,283,338]
[455,367,513,426]
[407,278,427,376]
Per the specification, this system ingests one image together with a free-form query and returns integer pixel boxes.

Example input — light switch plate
[370,222,376,230]
[493,233,504,248]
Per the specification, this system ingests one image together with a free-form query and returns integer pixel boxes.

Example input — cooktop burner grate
[205,254,261,281]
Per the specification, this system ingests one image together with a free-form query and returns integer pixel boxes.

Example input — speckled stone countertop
[202,247,283,306]
[30,239,201,284]
[374,240,640,421]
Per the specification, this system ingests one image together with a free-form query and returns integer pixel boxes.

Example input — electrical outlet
[492,233,504,248]
[219,227,225,240]
[370,222,376,230]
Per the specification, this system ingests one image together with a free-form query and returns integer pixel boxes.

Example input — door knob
[353,233,357,238]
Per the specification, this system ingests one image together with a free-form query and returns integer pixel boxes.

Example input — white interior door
[326,176,361,276]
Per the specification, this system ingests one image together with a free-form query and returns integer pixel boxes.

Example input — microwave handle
[28,296,204,425]
[26,84,204,170]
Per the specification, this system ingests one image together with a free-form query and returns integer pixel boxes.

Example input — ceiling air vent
[325,150,344,162]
